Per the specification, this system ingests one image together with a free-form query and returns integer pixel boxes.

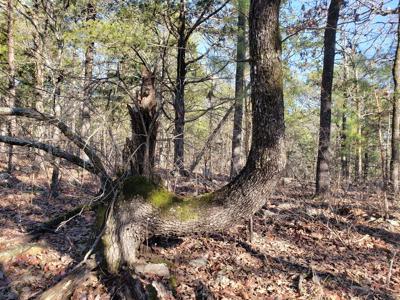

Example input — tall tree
[340,56,349,182]
[30,1,47,170]
[171,0,230,175]
[173,0,187,174]
[32,0,45,112]
[391,5,400,194]
[6,0,16,173]
[315,0,342,196]
[230,0,247,178]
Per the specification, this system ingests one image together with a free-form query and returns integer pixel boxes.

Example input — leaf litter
[0,168,399,299]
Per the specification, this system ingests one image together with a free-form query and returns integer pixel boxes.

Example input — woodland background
[0,0,399,299]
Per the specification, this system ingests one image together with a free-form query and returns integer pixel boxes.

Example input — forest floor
[0,164,399,299]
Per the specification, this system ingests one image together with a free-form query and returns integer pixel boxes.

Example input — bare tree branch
[185,0,231,41]
[0,135,97,174]
[0,107,110,182]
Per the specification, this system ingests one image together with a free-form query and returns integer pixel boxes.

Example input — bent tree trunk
[102,0,286,273]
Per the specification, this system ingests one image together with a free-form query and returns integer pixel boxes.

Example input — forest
[0,0,399,299]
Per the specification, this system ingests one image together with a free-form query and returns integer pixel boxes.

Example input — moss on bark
[122,176,214,221]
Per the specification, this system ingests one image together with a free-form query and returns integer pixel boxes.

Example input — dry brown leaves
[0,165,399,299]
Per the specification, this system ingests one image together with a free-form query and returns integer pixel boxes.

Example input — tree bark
[32,0,47,164]
[375,91,387,185]
[243,95,251,159]
[340,52,350,183]
[363,149,369,182]
[204,90,214,178]
[355,92,363,183]
[173,0,187,174]
[230,0,247,178]
[124,67,158,178]
[50,47,64,198]
[103,0,286,273]
[315,0,342,196]
[32,1,46,117]
[6,0,16,173]
[391,6,400,194]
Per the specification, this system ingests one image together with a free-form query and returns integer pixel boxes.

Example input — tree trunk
[32,0,45,112]
[315,0,342,196]
[204,90,214,179]
[50,44,64,198]
[386,113,392,185]
[243,95,251,159]
[31,1,48,169]
[103,0,286,273]
[355,94,363,183]
[340,101,349,181]
[375,91,387,185]
[124,68,158,178]
[363,149,369,182]
[391,6,400,194]
[230,0,247,178]
[340,70,349,183]
[81,1,96,144]
[173,0,187,174]
[6,0,16,173]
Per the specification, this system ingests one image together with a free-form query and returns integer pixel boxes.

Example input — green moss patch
[122,176,215,221]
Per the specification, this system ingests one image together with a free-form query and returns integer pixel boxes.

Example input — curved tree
[0,0,285,278]
[102,0,286,272]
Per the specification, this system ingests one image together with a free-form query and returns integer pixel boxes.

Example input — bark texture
[124,68,158,178]
[103,0,286,273]
[391,6,400,194]
[340,53,349,182]
[173,0,187,174]
[315,0,342,196]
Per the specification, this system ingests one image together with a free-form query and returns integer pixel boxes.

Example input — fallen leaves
[0,170,399,299]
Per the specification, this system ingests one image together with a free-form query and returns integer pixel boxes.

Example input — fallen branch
[0,107,110,183]
[0,135,97,174]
